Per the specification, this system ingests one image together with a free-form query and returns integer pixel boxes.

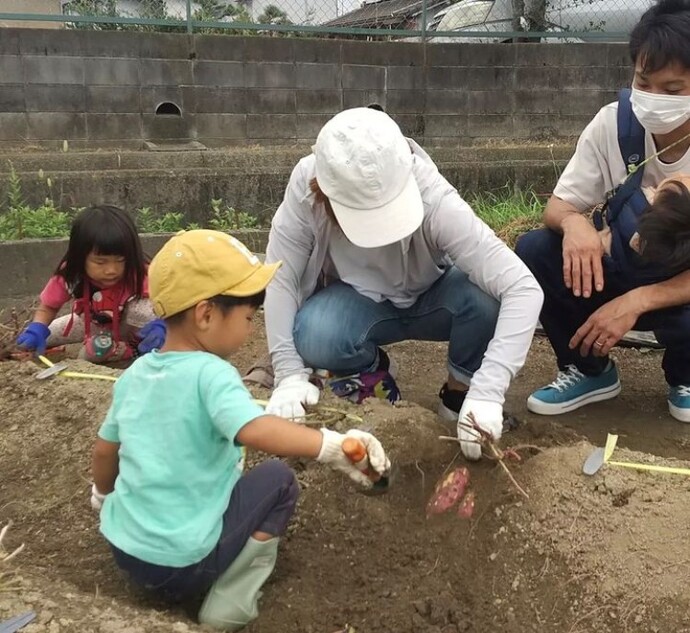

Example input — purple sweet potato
[456,491,476,519]
[426,467,470,517]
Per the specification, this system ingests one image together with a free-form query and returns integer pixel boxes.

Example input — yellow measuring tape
[38,355,118,383]
[604,433,690,476]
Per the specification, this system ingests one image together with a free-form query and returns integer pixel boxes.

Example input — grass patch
[470,189,545,248]
[0,164,545,245]
[0,164,263,241]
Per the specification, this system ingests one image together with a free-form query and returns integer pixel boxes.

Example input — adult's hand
[265,373,320,421]
[457,398,503,461]
[561,214,605,299]
[569,291,642,357]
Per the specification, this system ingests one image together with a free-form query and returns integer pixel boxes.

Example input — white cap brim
[329,172,424,248]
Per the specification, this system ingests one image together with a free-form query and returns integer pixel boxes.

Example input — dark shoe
[437,383,521,433]
[437,383,468,425]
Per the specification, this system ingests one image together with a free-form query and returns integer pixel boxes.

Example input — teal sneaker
[669,386,690,423]
[527,362,621,415]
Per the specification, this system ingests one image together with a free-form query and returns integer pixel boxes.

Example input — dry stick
[538,555,550,580]
[314,406,364,424]
[439,435,481,445]
[441,449,462,477]
[414,460,426,493]
[567,605,609,633]
[0,302,36,359]
[506,444,544,453]
[467,502,493,542]
[487,442,530,500]
[424,554,441,577]
[253,400,364,425]
[0,522,24,563]
[0,521,24,596]
[568,506,583,534]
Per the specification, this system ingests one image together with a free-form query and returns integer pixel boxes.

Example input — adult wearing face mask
[516,0,690,422]
[263,107,543,460]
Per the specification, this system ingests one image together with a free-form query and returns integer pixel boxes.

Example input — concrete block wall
[0,28,630,148]
[0,229,270,307]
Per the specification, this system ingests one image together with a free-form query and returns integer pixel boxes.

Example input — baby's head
[149,230,280,357]
[638,175,690,274]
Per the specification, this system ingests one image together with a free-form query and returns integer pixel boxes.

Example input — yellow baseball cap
[149,229,282,318]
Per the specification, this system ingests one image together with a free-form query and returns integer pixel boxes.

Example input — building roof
[323,0,450,29]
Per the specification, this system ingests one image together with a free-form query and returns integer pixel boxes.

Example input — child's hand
[90,484,107,511]
[316,428,390,489]
[16,322,51,354]
[137,318,166,354]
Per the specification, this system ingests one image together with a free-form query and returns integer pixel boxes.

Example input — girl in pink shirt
[16,205,165,363]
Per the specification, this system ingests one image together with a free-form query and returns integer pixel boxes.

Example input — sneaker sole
[669,401,690,423]
[437,401,457,433]
[388,355,399,381]
[527,381,621,415]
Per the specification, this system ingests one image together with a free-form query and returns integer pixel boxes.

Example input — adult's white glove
[317,428,390,489]
[266,373,320,421]
[458,398,503,461]
[90,484,107,511]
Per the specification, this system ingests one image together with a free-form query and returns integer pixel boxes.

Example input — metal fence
[0,0,657,41]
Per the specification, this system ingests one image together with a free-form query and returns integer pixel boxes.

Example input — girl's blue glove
[137,318,166,354]
[16,322,51,354]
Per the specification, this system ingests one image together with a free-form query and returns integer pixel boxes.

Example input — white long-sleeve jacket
[264,140,544,405]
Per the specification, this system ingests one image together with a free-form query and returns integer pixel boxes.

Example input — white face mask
[630,87,690,135]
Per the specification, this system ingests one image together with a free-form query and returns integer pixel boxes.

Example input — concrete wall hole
[155,102,182,116]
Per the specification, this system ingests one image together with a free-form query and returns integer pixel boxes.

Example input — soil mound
[1,359,689,633]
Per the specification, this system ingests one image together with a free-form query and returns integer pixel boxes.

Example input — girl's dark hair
[638,180,690,273]
[630,0,690,73]
[309,178,339,226]
[56,205,146,298]
[164,291,265,325]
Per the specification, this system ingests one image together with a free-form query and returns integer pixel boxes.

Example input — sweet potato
[456,491,476,519]
[426,467,470,516]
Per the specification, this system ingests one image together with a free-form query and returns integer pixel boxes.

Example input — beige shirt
[555,101,690,256]
[554,101,690,212]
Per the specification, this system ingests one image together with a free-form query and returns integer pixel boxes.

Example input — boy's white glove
[317,428,390,488]
[266,373,320,421]
[90,484,107,511]
[458,398,503,461]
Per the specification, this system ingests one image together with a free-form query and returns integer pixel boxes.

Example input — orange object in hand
[342,437,381,482]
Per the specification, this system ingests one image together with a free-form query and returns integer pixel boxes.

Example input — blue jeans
[293,267,500,384]
[515,228,690,386]
[110,460,299,603]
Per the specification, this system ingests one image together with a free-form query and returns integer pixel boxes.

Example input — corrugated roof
[323,0,447,28]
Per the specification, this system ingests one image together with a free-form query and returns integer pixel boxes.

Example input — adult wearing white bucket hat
[263,107,543,459]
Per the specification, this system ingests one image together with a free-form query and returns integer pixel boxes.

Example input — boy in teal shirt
[90,229,390,631]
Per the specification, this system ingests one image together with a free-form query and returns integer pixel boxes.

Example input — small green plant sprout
[209,198,259,231]
[136,207,187,234]
[1,163,72,240]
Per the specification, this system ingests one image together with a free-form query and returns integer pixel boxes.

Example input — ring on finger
[594,340,605,348]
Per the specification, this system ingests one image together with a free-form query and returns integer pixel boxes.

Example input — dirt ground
[2,319,690,633]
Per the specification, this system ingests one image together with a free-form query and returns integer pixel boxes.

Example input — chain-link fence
[0,0,659,40]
